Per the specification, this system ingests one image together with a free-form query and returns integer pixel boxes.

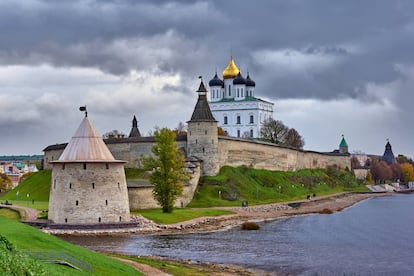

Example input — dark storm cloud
[1,0,414,100]
[1,0,414,156]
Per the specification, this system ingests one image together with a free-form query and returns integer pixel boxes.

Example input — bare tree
[260,118,289,144]
[285,128,305,149]
[174,121,187,136]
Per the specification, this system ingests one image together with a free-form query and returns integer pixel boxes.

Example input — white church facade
[208,56,274,138]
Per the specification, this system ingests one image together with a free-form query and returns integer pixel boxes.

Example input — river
[62,194,414,275]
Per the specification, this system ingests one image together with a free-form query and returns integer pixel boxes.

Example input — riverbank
[45,191,389,236]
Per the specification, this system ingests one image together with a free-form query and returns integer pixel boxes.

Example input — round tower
[49,109,130,224]
[187,80,219,176]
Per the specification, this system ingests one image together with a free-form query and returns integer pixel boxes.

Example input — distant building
[208,56,274,138]
[381,139,396,165]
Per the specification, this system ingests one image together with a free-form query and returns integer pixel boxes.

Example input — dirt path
[110,257,172,276]
[0,203,41,221]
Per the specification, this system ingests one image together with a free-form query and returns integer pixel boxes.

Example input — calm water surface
[63,194,414,275]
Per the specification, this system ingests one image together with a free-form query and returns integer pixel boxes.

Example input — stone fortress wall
[217,137,350,171]
[44,135,350,210]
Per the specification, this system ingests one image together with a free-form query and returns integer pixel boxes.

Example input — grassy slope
[0,217,141,276]
[2,170,51,202]
[188,166,369,207]
[0,167,368,214]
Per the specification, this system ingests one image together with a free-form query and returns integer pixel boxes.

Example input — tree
[285,128,305,149]
[370,159,392,184]
[260,118,289,144]
[0,173,12,193]
[390,163,403,182]
[396,154,414,165]
[400,163,414,183]
[217,127,228,136]
[102,130,125,139]
[260,118,305,148]
[174,122,187,136]
[143,128,190,213]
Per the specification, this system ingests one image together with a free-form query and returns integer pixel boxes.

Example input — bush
[0,235,46,275]
[318,208,333,214]
[241,221,260,230]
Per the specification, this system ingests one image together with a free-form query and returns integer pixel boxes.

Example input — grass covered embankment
[1,170,51,210]
[0,217,141,275]
[188,166,369,207]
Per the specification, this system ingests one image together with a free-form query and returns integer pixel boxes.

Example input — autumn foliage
[370,157,414,184]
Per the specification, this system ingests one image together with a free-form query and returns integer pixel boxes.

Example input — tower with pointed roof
[48,110,130,225]
[208,56,274,138]
[339,135,349,154]
[382,139,396,165]
[129,115,141,138]
[187,80,219,176]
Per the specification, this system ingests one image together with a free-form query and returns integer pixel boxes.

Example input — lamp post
[218,190,221,200]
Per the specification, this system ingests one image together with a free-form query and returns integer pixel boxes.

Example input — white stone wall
[210,100,273,138]
[49,162,130,224]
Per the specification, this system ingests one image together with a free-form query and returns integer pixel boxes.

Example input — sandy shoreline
[45,191,389,236]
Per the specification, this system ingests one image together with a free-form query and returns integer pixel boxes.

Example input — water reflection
[62,195,414,275]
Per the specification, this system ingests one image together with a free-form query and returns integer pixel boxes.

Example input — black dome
[233,72,246,85]
[246,74,256,87]
[209,73,224,87]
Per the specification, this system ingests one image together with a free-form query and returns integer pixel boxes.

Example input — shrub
[241,221,260,230]
[318,208,333,214]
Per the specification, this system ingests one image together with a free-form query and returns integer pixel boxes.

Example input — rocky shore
[44,192,389,236]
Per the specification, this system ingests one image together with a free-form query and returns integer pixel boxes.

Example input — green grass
[0,208,20,220]
[125,168,148,179]
[0,217,141,275]
[133,208,234,224]
[1,170,52,202]
[114,254,219,276]
[188,166,369,207]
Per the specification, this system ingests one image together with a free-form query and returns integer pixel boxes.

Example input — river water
[63,194,414,275]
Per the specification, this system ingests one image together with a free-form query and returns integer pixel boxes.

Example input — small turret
[339,135,349,154]
[128,115,141,138]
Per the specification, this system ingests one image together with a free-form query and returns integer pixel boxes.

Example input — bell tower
[187,79,219,176]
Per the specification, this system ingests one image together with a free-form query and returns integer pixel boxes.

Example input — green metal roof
[339,136,348,147]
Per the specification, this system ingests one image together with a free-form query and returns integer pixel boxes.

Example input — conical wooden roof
[52,116,124,163]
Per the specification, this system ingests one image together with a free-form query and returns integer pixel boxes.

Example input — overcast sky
[0,0,413,158]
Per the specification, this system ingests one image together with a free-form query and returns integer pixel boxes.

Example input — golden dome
[222,56,240,79]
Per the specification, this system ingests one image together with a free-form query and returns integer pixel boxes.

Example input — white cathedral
[208,56,274,138]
